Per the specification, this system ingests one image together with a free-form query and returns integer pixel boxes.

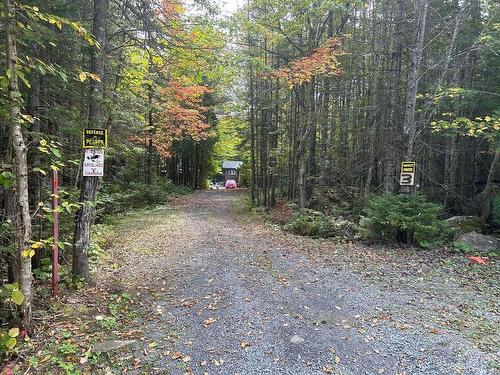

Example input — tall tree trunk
[401,0,428,194]
[5,0,33,330]
[402,0,428,160]
[73,0,108,281]
[384,0,403,193]
[249,62,257,205]
[319,11,333,197]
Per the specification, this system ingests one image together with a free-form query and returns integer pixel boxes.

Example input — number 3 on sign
[400,173,415,186]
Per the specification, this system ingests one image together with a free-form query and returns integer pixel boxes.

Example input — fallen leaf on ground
[181,300,197,308]
[467,256,488,265]
[203,318,217,327]
[172,351,182,360]
[322,365,334,373]
[240,341,250,349]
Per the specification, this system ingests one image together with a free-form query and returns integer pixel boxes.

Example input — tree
[4,0,33,330]
[72,0,108,281]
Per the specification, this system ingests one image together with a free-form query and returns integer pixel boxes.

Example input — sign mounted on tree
[83,128,107,148]
[400,161,416,186]
[83,149,104,177]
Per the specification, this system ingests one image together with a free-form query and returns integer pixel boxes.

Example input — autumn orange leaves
[271,37,345,88]
[151,82,212,158]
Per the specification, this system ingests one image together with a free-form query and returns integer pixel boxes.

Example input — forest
[0,0,499,373]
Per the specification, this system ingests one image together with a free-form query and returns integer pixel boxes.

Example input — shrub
[284,209,335,238]
[452,240,475,254]
[88,223,115,262]
[359,193,453,247]
[491,194,500,226]
[96,178,192,217]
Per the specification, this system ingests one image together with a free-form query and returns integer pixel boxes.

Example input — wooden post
[52,169,59,296]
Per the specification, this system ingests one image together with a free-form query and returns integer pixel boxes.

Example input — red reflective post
[52,169,59,296]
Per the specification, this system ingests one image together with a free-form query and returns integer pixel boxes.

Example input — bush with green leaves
[0,284,24,357]
[284,209,335,238]
[359,193,453,247]
[491,194,500,226]
[88,223,115,262]
[96,178,192,217]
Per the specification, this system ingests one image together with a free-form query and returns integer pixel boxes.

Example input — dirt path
[96,190,498,375]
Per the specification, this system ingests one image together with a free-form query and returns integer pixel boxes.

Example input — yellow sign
[83,128,108,148]
[400,161,416,186]
[401,162,415,174]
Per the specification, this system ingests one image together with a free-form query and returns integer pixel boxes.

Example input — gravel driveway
[102,190,499,375]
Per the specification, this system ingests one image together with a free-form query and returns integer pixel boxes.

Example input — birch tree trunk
[73,0,108,281]
[5,0,33,330]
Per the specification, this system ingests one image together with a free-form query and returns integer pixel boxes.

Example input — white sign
[83,149,104,177]
[400,173,415,186]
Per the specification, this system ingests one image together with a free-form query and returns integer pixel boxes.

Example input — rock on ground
[456,232,500,252]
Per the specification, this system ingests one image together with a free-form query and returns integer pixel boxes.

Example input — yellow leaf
[240,341,250,349]
[8,328,19,338]
[89,73,101,82]
[6,337,16,350]
[79,71,87,82]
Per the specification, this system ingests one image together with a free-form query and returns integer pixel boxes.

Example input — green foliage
[211,116,246,175]
[452,240,498,258]
[0,284,24,357]
[97,316,118,331]
[284,209,335,238]
[452,241,475,254]
[58,342,77,355]
[97,179,191,217]
[108,292,133,318]
[32,258,52,280]
[1,283,25,307]
[0,327,20,355]
[0,171,14,189]
[359,193,453,247]
[491,194,500,226]
[51,356,82,375]
[88,224,114,262]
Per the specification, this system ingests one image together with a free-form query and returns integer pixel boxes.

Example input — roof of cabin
[222,160,243,170]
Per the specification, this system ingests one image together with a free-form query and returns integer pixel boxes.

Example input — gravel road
[103,190,499,375]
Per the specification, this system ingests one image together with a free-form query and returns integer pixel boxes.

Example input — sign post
[400,161,416,186]
[52,169,59,296]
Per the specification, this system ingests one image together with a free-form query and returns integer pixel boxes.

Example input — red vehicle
[225,179,237,189]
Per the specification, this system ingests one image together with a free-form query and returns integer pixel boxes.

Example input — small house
[222,160,243,183]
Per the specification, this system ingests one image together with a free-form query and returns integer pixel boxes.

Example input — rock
[445,216,483,234]
[91,340,136,353]
[456,232,500,253]
[290,335,304,344]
